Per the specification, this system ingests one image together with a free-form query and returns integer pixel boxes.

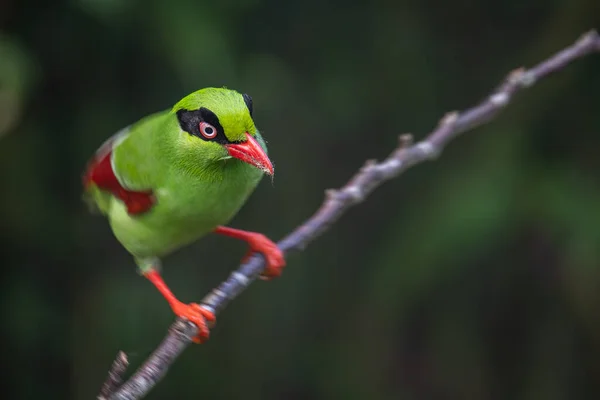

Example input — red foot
[171,301,216,343]
[214,226,286,279]
[144,270,216,343]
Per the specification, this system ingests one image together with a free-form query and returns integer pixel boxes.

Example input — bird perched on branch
[83,87,285,343]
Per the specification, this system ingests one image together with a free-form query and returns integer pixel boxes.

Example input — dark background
[1,0,600,399]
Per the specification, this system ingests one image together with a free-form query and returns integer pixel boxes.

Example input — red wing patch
[83,149,155,215]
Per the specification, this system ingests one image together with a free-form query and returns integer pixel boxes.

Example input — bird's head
[172,87,273,175]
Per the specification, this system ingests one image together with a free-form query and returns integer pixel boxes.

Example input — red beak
[225,132,274,175]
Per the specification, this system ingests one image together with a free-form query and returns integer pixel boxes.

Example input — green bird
[83,87,285,342]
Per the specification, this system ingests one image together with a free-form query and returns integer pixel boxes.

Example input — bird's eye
[199,121,217,139]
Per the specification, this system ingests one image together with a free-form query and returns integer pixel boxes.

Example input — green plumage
[85,88,268,271]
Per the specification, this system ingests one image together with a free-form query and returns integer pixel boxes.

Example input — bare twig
[98,352,128,400]
[99,30,600,400]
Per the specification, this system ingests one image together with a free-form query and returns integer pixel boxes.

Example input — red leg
[144,270,215,343]
[214,226,286,279]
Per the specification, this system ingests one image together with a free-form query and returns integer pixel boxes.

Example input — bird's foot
[215,226,286,280]
[171,301,216,343]
[241,233,286,280]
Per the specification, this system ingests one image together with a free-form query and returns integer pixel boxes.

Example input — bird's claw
[170,302,216,343]
[240,233,286,280]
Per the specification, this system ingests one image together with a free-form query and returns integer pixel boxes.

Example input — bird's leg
[214,226,286,279]
[143,269,215,343]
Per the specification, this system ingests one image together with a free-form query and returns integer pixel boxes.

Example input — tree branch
[99,29,600,400]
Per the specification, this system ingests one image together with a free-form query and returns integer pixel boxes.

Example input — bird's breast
[155,165,261,229]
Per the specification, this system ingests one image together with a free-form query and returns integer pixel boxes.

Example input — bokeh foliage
[1,0,599,399]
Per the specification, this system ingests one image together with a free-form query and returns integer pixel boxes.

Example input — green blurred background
[2,0,600,399]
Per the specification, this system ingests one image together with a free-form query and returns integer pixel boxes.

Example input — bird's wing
[83,112,165,215]
[82,126,130,214]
